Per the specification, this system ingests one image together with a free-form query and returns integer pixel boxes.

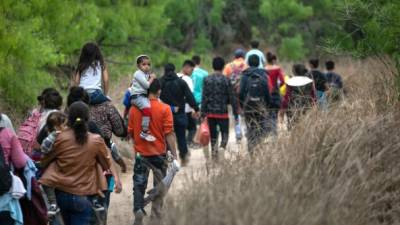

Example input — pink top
[0,128,28,169]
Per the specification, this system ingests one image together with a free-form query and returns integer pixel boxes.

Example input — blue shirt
[192,67,208,104]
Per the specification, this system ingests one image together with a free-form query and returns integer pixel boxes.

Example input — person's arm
[10,133,28,169]
[223,64,232,77]
[263,76,271,107]
[200,79,209,117]
[182,80,199,112]
[239,75,247,109]
[40,131,57,154]
[102,66,110,95]
[163,106,177,159]
[71,71,80,87]
[227,79,239,120]
[108,104,127,138]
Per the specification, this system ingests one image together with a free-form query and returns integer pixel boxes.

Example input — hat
[234,49,245,58]
[286,76,313,87]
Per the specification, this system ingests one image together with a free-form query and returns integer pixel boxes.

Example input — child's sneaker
[140,131,156,142]
[92,199,105,212]
[47,204,60,216]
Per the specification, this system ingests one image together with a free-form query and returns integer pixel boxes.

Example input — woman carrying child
[39,102,112,225]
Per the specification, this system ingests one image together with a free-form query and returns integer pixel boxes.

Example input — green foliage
[279,35,308,61]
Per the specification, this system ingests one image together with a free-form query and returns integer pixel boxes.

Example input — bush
[279,35,308,61]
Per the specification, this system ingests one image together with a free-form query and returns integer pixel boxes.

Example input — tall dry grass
[163,57,400,225]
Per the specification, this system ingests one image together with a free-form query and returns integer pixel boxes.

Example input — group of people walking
[0,40,343,225]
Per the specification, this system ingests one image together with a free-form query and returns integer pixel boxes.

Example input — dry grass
[163,57,400,225]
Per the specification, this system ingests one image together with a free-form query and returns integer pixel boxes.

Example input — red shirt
[128,98,174,156]
[266,65,285,93]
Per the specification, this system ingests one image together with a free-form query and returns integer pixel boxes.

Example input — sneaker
[140,131,156,142]
[92,199,105,212]
[47,204,60,216]
[133,209,146,225]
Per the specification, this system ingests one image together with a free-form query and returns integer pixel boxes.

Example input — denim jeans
[173,113,189,159]
[88,89,109,105]
[207,118,229,153]
[56,190,93,225]
[133,155,167,219]
[317,90,328,111]
[266,110,278,136]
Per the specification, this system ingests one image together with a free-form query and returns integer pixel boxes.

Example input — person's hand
[192,111,200,119]
[150,73,156,79]
[172,159,180,172]
[114,179,122,193]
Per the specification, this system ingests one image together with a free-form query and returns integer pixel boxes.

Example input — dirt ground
[107,127,245,225]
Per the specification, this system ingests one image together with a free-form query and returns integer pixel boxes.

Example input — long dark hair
[67,101,89,145]
[76,42,105,75]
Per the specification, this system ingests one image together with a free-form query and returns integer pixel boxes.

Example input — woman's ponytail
[68,101,89,145]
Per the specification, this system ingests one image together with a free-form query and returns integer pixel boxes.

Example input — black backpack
[0,128,12,195]
[245,71,266,110]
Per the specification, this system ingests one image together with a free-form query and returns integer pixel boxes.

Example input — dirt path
[107,127,244,225]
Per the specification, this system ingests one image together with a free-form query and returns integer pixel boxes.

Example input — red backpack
[17,109,42,156]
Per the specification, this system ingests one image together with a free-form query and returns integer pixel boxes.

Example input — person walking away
[0,113,28,225]
[69,87,125,212]
[223,49,247,143]
[39,102,112,225]
[245,40,266,69]
[325,60,344,103]
[281,64,316,130]
[239,55,271,154]
[128,79,179,225]
[160,64,200,165]
[201,57,239,160]
[191,56,208,106]
[265,52,285,135]
[18,88,62,159]
[72,42,110,105]
[308,59,329,110]
[177,60,198,148]
[129,55,157,142]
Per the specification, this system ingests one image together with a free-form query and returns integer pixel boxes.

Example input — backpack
[289,83,314,109]
[245,71,266,110]
[230,62,245,93]
[18,109,42,156]
[0,128,12,195]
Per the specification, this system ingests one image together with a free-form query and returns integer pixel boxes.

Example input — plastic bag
[194,119,210,146]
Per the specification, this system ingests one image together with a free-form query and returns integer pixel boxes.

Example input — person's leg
[56,190,93,225]
[186,112,197,146]
[244,112,260,154]
[70,195,93,225]
[149,156,167,224]
[219,118,230,149]
[173,113,189,161]
[89,89,109,105]
[0,211,15,225]
[133,157,150,214]
[207,118,219,159]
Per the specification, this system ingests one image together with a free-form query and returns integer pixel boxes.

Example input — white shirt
[178,73,194,113]
[79,62,102,91]
[245,49,266,69]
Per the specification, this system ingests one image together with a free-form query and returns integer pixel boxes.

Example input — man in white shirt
[245,40,266,69]
[177,60,198,148]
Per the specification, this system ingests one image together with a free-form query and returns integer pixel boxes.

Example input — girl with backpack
[18,88,63,158]
[72,42,110,105]
[0,113,28,225]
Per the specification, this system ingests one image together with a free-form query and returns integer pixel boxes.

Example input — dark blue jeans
[56,190,93,225]
[133,155,167,218]
[186,112,197,145]
[266,110,278,136]
[173,113,189,159]
[244,112,268,153]
[0,211,14,225]
[88,89,109,105]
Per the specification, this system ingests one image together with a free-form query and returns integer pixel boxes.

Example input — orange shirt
[128,97,174,156]
[223,58,247,78]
